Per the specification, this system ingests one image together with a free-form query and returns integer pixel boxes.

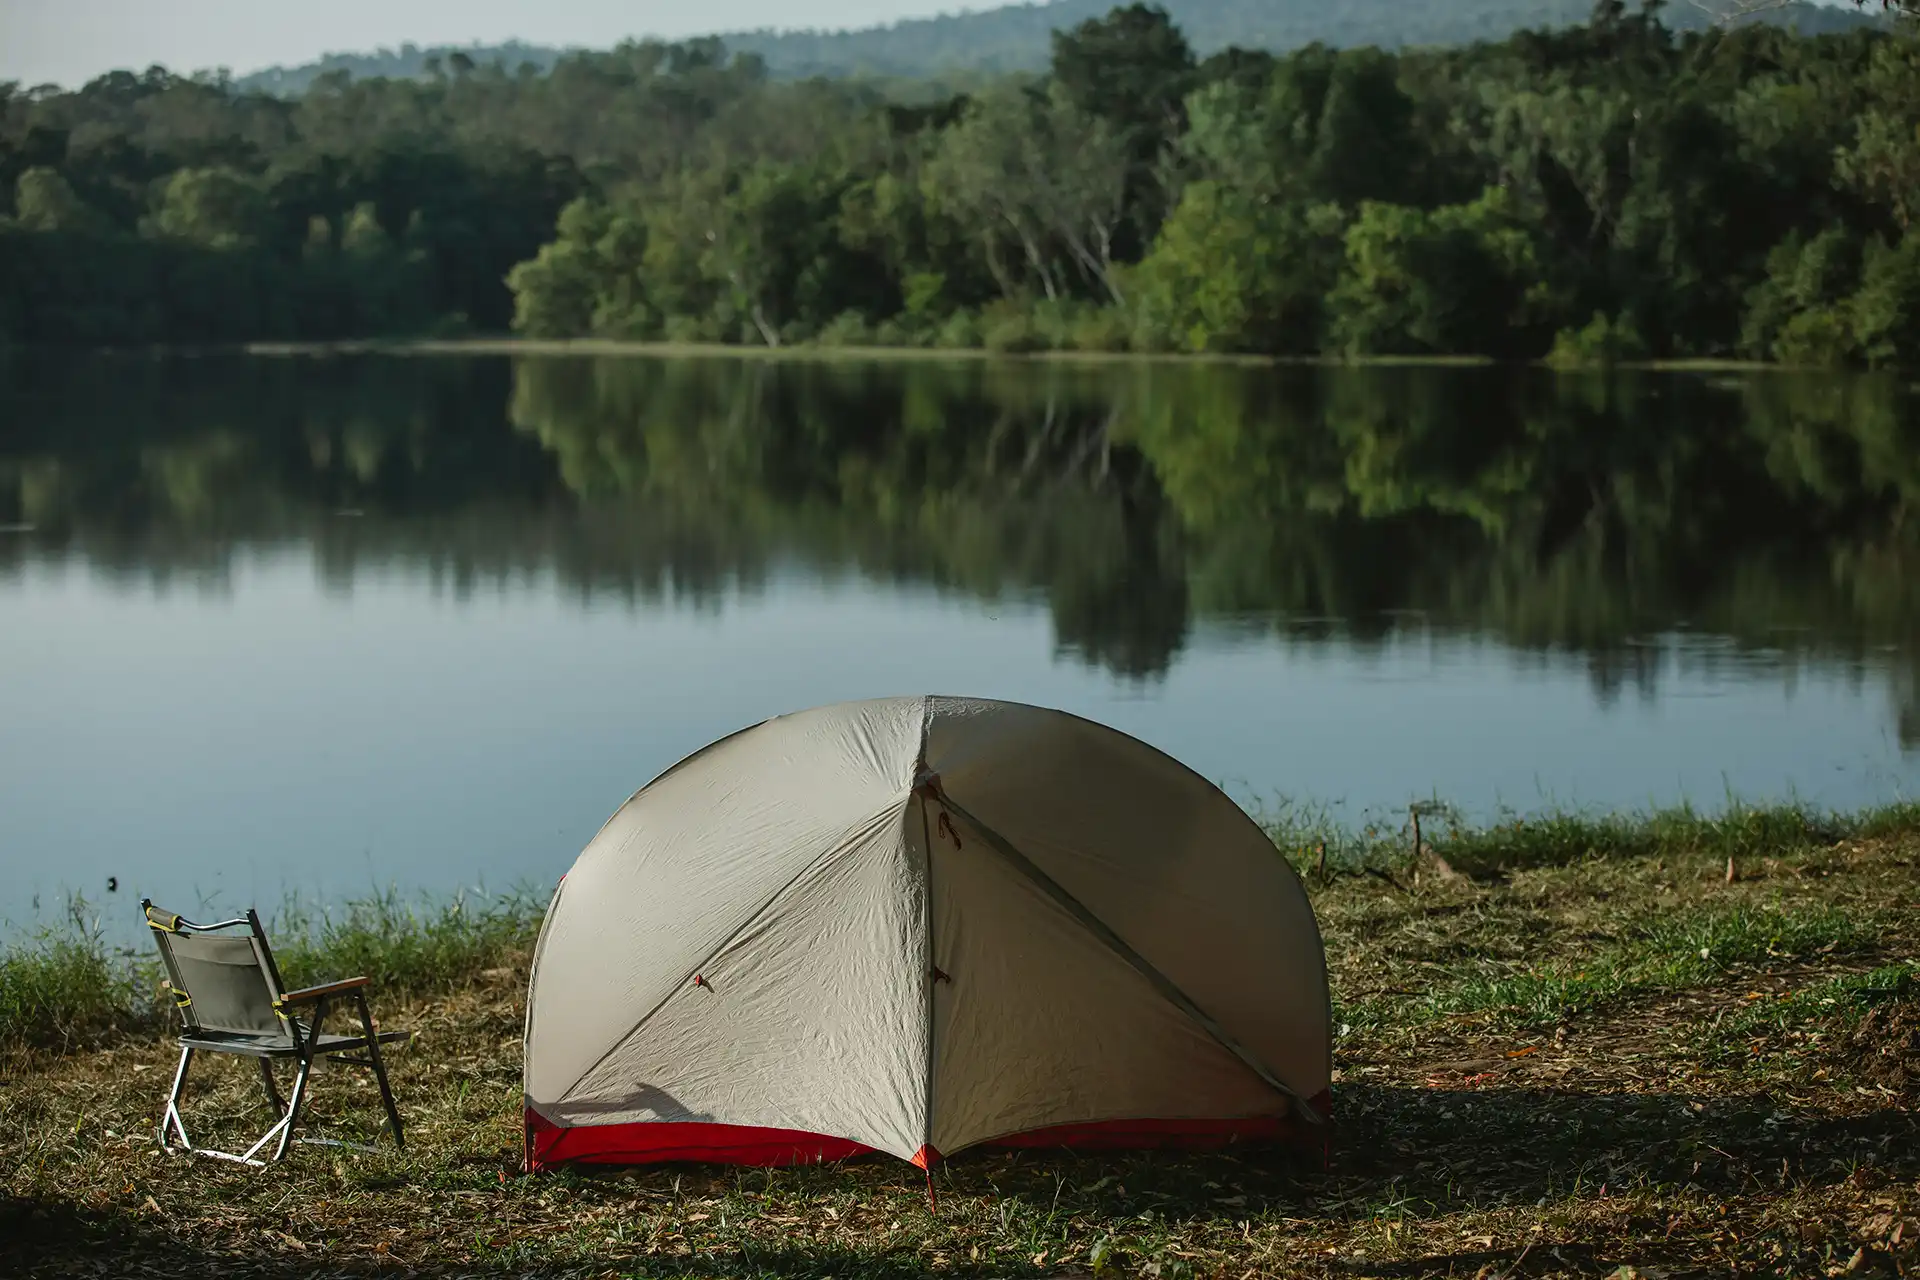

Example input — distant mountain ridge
[233,0,1880,94]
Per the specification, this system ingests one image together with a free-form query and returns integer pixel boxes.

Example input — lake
[2,351,1916,930]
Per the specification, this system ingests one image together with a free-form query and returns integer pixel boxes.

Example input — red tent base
[524,1092,1333,1173]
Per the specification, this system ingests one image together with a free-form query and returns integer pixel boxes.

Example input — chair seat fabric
[178,1028,412,1058]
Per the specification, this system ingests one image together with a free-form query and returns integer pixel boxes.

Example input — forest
[1,1,1917,367]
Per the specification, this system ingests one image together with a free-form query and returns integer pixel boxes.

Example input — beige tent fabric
[922,697,1330,1107]
[559,806,928,1159]
[925,797,1284,1153]
[525,696,1330,1163]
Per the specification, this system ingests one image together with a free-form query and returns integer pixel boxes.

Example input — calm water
[3,352,1916,928]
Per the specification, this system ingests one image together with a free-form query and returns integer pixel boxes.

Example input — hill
[233,0,1881,94]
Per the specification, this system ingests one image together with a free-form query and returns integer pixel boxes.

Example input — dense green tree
[1850,231,1920,368]
[1327,188,1556,357]
[928,84,1131,304]
[1835,39,1920,232]
[146,166,270,248]
[1134,183,1345,352]
[10,168,112,234]
[1048,4,1196,249]
[4,6,1919,366]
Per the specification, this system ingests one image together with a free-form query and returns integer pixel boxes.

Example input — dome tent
[523,696,1331,1172]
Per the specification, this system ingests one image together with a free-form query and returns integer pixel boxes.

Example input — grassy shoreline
[4,800,1917,1277]
[243,336,1806,375]
[5,801,1915,1054]
[0,887,548,1055]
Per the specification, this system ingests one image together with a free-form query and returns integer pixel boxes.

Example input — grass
[0,917,139,1052]
[1262,796,1920,877]
[0,887,545,1052]
[270,886,547,997]
[3,803,1919,1277]
[1402,904,1880,1030]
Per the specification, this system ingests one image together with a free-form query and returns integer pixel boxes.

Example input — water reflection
[4,351,1914,733]
[7,351,1920,921]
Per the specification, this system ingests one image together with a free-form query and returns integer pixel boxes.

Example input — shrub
[933,310,983,349]
[1547,312,1649,367]
[983,314,1047,354]
[814,310,875,347]
[1068,307,1132,353]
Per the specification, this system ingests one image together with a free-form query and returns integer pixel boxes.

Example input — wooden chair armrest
[279,976,372,1004]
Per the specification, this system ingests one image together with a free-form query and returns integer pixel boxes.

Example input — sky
[0,0,1005,89]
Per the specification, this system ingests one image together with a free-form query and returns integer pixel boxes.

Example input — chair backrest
[143,901,290,1038]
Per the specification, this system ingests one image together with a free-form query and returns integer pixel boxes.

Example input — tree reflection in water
[1,350,1915,739]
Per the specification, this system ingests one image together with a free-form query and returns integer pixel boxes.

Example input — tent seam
[917,696,937,1161]
[550,801,906,1105]
[929,788,1325,1127]
[1023,703,1334,1085]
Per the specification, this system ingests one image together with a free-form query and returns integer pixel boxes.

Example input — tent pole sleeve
[931,790,1326,1127]
[917,792,939,1157]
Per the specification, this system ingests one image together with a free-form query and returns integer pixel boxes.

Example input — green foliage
[1136,183,1344,352]
[1065,304,1134,351]
[146,167,270,249]
[815,309,878,346]
[933,310,984,348]
[928,83,1134,307]
[1547,311,1649,366]
[270,888,543,998]
[3,8,1919,366]
[0,907,147,1051]
[12,168,112,235]
[1833,40,1920,233]
[1328,187,1554,358]
[1851,230,1920,369]
[983,311,1049,354]
[1741,224,1920,369]
[1742,227,1865,363]
[1049,4,1196,247]
[0,888,542,1049]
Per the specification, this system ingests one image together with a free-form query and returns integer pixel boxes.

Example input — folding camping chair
[141,898,410,1167]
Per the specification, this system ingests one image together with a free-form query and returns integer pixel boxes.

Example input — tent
[523,696,1331,1172]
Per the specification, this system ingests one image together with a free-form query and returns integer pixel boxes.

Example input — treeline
[509,2,1920,366]
[0,42,781,342]
[2,3,1917,366]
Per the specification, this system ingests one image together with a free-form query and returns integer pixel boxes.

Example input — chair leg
[258,1058,287,1115]
[158,1045,194,1150]
[266,1000,329,1164]
[261,1052,315,1164]
[357,991,405,1151]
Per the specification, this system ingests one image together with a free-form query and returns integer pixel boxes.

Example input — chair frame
[142,898,409,1167]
